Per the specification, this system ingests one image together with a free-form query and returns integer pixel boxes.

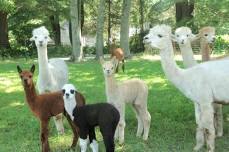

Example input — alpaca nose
[212,37,215,42]
[181,39,184,44]
[107,70,110,74]
[39,41,43,45]
[66,93,69,97]
[23,78,28,83]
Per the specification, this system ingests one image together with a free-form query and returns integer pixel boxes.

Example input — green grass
[1,55,229,152]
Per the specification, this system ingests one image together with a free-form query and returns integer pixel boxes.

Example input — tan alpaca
[101,57,151,144]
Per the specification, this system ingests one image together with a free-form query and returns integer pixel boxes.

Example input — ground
[0,55,229,152]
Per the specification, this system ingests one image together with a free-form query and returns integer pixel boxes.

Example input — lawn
[0,55,229,152]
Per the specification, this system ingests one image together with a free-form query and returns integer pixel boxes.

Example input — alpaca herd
[15,25,228,152]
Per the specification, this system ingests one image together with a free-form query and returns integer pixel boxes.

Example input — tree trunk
[107,0,112,49]
[95,0,106,59]
[175,0,194,27]
[0,11,10,49]
[49,14,61,46]
[70,0,83,62]
[120,0,131,58]
[139,0,144,51]
[81,0,84,31]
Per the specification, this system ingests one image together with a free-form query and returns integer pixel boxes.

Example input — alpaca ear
[30,36,34,41]
[191,33,200,41]
[99,56,104,65]
[17,65,22,73]
[30,64,35,74]
[48,36,53,42]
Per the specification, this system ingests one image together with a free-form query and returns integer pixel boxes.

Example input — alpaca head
[143,25,173,50]
[62,84,76,100]
[174,27,195,45]
[30,26,52,48]
[100,57,118,76]
[17,65,35,87]
[198,26,215,44]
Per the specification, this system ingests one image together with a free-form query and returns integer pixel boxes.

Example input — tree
[0,0,14,49]
[175,0,194,27]
[70,0,83,62]
[139,0,144,51]
[120,0,131,58]
[96,0,106,59]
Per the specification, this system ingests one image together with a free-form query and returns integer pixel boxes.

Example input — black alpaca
[73,103,120,152]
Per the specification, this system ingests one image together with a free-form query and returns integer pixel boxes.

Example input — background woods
[0,0,228,59]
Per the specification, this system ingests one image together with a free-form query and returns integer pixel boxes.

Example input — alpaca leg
[194,104,215,152]
[79,138,89,152]
[118,105,125,144]
[137,106,151,140]
[133,105,143,137]
[101,132,115,152]
[53,113,64,135]
[193,126,205,151]
[213,103,223,137]
[64,111,79,147]
[122,59,125,72]
[40,120,50,152]
[202,105,215,152]
[89,127,98,152]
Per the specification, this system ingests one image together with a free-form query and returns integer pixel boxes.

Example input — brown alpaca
[17,65,85,152]
[198,26,216,61]
[109,39,125,73]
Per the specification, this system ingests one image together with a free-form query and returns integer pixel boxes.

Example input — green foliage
[0,0,15,12]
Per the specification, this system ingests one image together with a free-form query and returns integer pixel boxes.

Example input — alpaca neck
[160,41,184,88]
[179,42,197,68]
[200,39,211,62]
[104,75,118,101]
[23,82,37,111]
[37,46,50,80]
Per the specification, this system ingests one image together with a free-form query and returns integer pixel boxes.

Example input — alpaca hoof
[142,136,148,141]
[193,145,202,151]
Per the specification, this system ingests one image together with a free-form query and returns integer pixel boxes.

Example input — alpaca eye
[62,89,65,94]
[176,35,179,37]
[34,36,37,39]
[158,34,163,38]
[70,90,75,94]
[20,76,23,79]
[44,36,48,39]
[187,34,189,37]
[29,75,32,78]
[204,34,208,36]
[111,67,113,70]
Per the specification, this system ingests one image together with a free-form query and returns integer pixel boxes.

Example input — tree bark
[175,0,194,27]
[70,0,83,62]
[95,0,106,59]
[107,0,112,49]
[139,0,144,51]
[49,14,61,46]
[0,11,10,49]
[120,0,131,58]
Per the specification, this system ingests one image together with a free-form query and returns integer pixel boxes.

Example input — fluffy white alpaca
[101,57,151,144]
[174,27,223,137]
[144,25,229,152]
[30,26,68,134]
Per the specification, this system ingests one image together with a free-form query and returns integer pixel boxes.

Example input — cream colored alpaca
[30,26,68,134]
[174,27,223,137]
[101,57,151,144]
[144,25,229,152]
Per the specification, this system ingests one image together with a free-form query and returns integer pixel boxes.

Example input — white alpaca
[101,57,151,144]
[144,25,229,152]
[30,26,68,134]
[174,26,223,137]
